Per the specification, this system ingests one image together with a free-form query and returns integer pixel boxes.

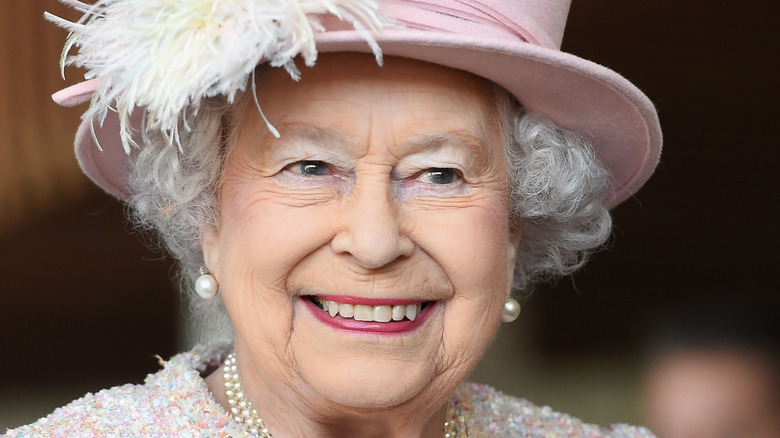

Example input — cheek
[218,179,339,285]
[409,198,512,364]
[216,180,344,366]
[410,199,512,292]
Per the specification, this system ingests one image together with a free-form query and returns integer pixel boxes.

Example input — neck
[205,359,452,438]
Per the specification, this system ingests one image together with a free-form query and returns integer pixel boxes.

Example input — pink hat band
[374,0,566,49]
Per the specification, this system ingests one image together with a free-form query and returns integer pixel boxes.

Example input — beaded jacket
[4,345,655,437]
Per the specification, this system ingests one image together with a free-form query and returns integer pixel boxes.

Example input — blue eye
[299,160,329,176]
[425,168,457,184]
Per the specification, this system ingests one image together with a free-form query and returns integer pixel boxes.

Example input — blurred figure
[642,308,780,438]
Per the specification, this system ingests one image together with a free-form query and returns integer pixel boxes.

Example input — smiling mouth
[307,296,432,322]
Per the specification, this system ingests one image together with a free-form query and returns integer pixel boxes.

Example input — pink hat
[51,0,661,207]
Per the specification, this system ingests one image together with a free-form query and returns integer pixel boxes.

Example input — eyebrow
[275,124,489,166]
[402,131,489,167]
[276,124,357,152]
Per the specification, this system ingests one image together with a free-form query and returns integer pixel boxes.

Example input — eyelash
[279,160,466,199]
[289,161,462,185]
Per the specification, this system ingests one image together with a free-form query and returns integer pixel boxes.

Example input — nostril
[331,229,413,269]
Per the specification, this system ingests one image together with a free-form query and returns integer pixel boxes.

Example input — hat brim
[68,28,661,207]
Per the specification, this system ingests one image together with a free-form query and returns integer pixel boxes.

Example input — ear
[505,223,523,296]
[507,222,523,261]
[200,226,220,274]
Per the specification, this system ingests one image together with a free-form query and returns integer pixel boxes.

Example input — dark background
[1,0,778,428]
[537,1,779,355]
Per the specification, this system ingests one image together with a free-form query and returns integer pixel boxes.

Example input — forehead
[231,54,503,154]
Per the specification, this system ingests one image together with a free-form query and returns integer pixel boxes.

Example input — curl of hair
[503,112,612,295]
[127,97,237,342]
[126,88,611,342]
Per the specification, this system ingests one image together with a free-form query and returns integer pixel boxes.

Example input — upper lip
[308,294,430,306]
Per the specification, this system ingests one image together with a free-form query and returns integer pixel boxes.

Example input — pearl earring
[501,298,521,322]
[194,267,219,299]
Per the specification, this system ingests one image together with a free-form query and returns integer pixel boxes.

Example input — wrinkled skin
[204,54,522,437]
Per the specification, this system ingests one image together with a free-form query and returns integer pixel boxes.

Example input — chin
[300,357,438,410]
[289,302,447,409]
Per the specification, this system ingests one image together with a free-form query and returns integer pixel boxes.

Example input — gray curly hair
[127,79,611,343]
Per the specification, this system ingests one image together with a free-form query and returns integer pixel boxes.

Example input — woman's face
[203,54,521,413]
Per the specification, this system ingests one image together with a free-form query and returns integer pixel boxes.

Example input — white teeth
[405,304,420,321]
[353,305,373,322]
[314,297,425,323]
[392,305,405,321]
[338,303,354,318]
[373,305,392,322]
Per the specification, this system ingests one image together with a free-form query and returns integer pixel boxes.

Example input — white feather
[47,0,387,153]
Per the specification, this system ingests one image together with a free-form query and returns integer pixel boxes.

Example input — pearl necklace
[223,352,463,437]
[224,353,272,437]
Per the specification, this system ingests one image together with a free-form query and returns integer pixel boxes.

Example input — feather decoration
[45,0,387,153]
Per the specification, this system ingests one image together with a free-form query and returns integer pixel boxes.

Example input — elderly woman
[7,0,660,436]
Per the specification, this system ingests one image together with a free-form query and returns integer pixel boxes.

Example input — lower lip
[302,299,436,334]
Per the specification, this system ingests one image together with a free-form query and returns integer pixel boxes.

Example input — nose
[330,178,414,269]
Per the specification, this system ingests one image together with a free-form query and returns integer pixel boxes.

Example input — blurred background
[1,0,778,435]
